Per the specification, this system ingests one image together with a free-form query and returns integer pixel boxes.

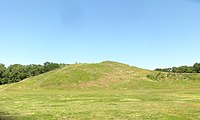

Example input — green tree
[26,64,45,76]
[0,64,6,78]
[193,63,200,73]
[7,64,28,82]
[0,64,7,84]
[44,62,60,72]
[0,62,62,85]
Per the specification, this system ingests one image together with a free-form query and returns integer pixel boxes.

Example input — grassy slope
[0,61,200,120]
[0,61,150,90]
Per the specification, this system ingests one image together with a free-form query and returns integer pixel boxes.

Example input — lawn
[0,89,199,120]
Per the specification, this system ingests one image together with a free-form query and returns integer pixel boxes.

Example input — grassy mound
[1,61,200,91]
[0,61,149,90]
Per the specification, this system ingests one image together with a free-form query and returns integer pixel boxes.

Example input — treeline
[155,63,200,73]
[0,62,64,85]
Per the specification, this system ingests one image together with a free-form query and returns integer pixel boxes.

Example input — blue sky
[0,0,200,69]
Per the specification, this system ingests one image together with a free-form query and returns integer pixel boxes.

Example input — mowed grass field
[0,89,200,120]
[0,61,200,120]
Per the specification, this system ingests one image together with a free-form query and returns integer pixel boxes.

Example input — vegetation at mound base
[147,72,200,81]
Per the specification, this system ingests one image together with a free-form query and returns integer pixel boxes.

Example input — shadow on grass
[0,112,18,120]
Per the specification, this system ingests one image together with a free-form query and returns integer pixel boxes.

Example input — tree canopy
[155,63,200,73]
[0,62,63,85]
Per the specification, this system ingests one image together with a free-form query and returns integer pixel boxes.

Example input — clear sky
[0,0,200,69]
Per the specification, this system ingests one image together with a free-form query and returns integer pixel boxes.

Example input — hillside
[1,61,199,91]
[0,61,150,91]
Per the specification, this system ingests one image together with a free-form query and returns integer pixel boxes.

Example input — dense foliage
[155,63,200,73]
[0,62,63,85]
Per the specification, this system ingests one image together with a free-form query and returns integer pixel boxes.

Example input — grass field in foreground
[0,89,200,120]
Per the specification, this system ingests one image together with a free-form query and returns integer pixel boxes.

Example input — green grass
[0,89,199,120]
[0,61,200,119]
